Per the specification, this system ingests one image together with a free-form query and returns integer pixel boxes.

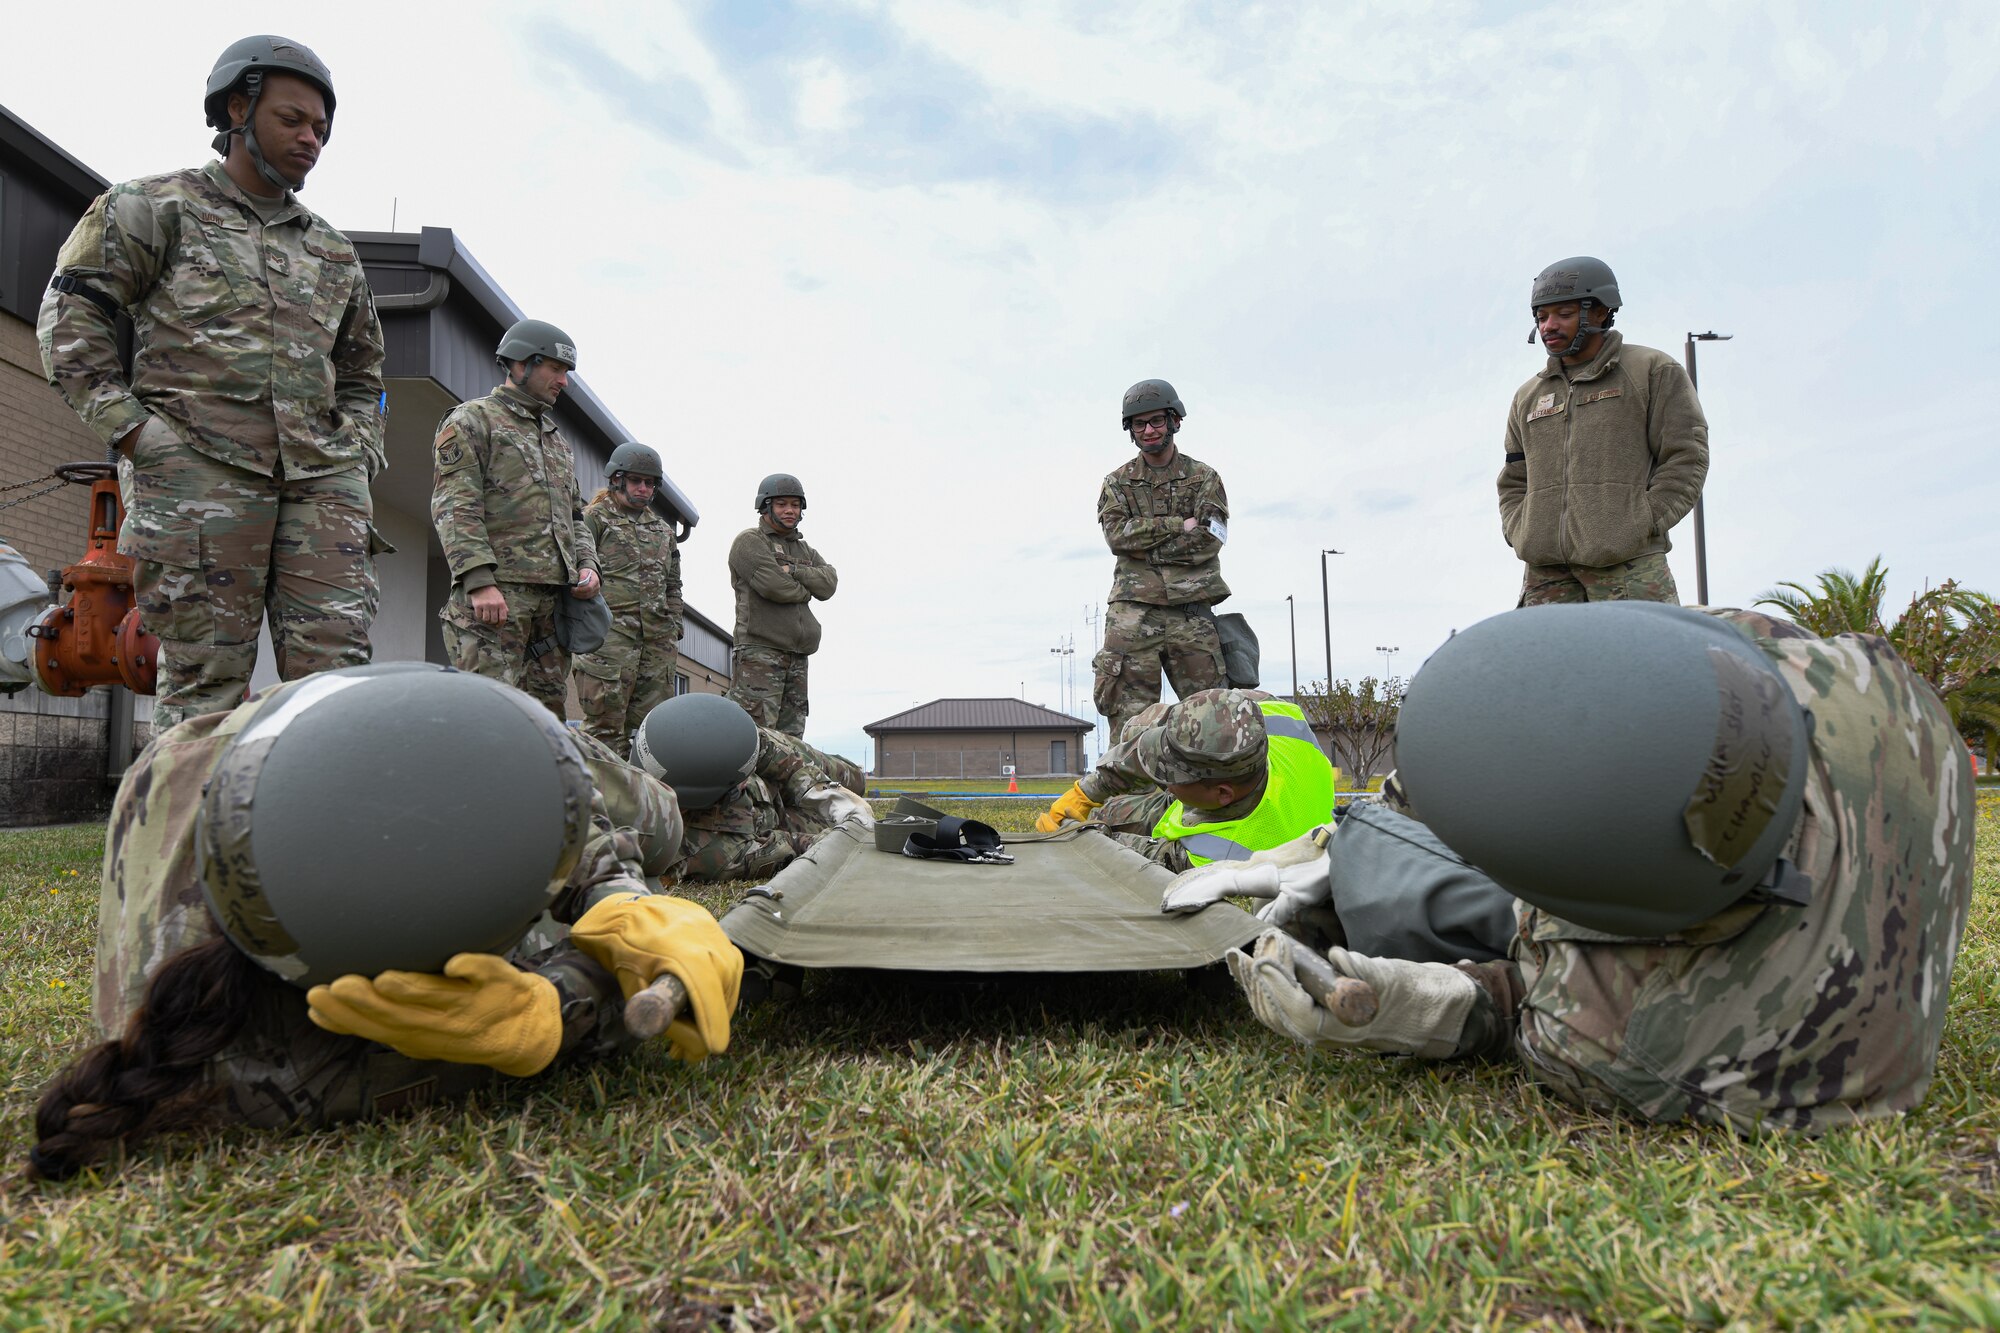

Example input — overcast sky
[11,1,1997,768]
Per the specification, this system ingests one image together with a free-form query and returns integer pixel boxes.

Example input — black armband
[1503,452,1526,464]
[49,274,121,320]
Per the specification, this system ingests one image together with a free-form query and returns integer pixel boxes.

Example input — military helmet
[607,442,663,481]
[496,319,579,370]
[1135,689,1268,786]
[632,693,760,811]
[204,35,337,137]
[755,473,807,512]
[1122,379,1186,430]
[197,665,594,988]
[1394,603,1810,937]
[1531,257,1621,313]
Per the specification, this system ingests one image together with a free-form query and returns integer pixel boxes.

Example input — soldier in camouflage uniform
[726,474,836,737]
[37,37,386,728]
[432,319,602,716]
[1499,258,1708,607]
[28,666,740,1180]
[574,443,683,750]
[1093,379,1230,744]
[626,692,871,882]
[1222,605,1975,1135]
[1035,688,1333,874]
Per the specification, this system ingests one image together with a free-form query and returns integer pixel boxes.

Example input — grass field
[1,798,1996,1329]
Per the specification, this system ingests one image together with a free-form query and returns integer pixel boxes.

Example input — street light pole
[1320,548,1342,690]
[1285,594,1299,700]
[1684,331,1732,606]
[1374,645,1400,679]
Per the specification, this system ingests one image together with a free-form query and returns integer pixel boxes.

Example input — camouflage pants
[440,581,569,717]
[729,643,809,737]
[682,821,819,882]
[1093,601,1226,746]
[119,425,378,728]
[1517,552,1679,608]
[574,614,679,752]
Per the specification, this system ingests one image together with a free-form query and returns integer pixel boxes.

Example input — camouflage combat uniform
[726,516,836,737]
[1093,451,1229,742]
[1441,610,1976,1133]
[94,675,686,1127]
[38,162,387,727]
[1083,689,1332,873]
[1498,330,1707,607]
[431,386,599,716]
[573,492,683,750]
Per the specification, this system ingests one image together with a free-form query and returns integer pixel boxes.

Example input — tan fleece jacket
[1497,331,1709,569]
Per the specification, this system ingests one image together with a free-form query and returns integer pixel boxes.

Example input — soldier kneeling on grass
[27,665,742,1182]
[1166,603,1975,1134]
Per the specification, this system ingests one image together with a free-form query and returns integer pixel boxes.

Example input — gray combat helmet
[1394,603,1810,937]
[755,473,806,512]
[1122,379,1186,431]
[632,693,760,811]
[496,319,578,370]
[204,36,337,194]
[606,442,663,481]
[196,664,595,987]
[1530,257,1620,355]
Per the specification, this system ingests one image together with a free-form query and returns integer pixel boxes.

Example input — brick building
[0,103,726,825]
[866,698,1094,779]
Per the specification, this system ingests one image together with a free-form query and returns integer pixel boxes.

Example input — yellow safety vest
[1151,700,1335,865]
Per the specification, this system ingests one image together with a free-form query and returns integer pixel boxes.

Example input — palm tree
[1756,557,2000,755]
[1754,558,1889,636]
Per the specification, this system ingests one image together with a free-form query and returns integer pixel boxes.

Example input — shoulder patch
[434,423,469,471]
[55,196,111,271]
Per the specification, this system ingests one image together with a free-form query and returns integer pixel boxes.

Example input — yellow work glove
[1034,782,1102,833]
[306,953,562,1077]
[569,893,743,1062]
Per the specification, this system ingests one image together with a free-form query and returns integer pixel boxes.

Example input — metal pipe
[1320,548,1342,690]
[1683,331,1731,606]
[1286,594,1298,700]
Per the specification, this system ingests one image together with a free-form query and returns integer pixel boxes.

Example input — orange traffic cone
[1006,771,1019,793]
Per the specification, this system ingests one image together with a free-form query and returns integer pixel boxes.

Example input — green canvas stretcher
[719,822,1264,973]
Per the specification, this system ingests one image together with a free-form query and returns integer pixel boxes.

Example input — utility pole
[1320,548,1342,690]
[1684,331,1732,606]
[1285,594,1299,700]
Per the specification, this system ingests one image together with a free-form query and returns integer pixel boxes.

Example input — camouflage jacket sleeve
[563,441,598,576]
[729,528,812,603]
[332,272,387,478]
[664,531,685,642]
[1097,476,1184,556]
[567,726,687,885]
[791,537,837,600]
[1147,465,1228,566]
[1497,404,1527,546]
[37,187,168,450]
[1077,732,1154,804]
[1642,358,1709,533]
[756,726,833,806]
[430,407,501,589]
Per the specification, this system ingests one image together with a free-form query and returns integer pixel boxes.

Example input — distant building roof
[865,698,1095,734]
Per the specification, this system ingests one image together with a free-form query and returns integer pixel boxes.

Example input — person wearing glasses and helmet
[574,442,684,751]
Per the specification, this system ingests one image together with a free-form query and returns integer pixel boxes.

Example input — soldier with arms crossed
[726,474,836,738]
[1092,379,1231,744]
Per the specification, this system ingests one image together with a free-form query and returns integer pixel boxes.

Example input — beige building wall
[873,728,1087,779]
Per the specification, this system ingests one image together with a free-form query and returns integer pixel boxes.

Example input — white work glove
[802,783,874,829]
[1225,931,1476,1060]
[1160,825,1334,930]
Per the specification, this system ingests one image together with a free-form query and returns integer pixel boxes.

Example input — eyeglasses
[1131,413,1173,433]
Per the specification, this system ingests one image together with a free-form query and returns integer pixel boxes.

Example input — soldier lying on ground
[1168,604,1974,1134]
[1035,688,1335,873]
[27,666,742,1182]
[627,692,872,882]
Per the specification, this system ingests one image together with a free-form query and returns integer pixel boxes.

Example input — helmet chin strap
[214,72,306,194]
[1533,299,1610,358]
